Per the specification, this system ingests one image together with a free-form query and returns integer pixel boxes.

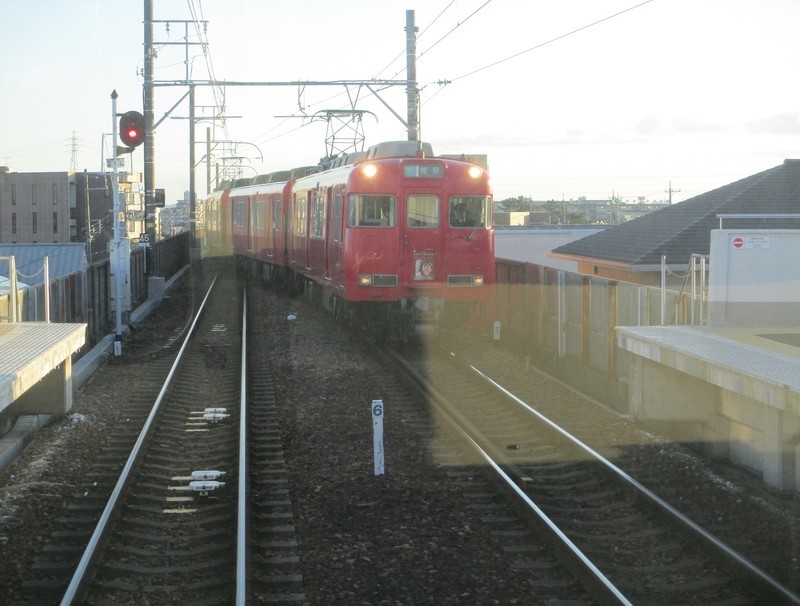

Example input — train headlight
[359,274,373,286]
[362,164,378,178]
[473,275,484,286]
[468,166,482,179]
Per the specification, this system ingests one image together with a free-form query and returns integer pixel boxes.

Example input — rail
[59,273,219,606]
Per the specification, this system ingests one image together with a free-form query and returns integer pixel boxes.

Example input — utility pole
[666,181,681,205]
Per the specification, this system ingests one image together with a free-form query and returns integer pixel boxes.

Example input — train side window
[271,195,281,231]
[233,200,247,228]
[252,198,266,229]
[294,194,306,235]
[449,195,491,228]
[311,194,325,238]
[407,194,439,228]
[347,194,396,227]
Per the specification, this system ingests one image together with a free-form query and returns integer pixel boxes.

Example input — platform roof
[0,244,87,286]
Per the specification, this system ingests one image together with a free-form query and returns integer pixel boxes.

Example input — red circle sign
[733,237,744,248]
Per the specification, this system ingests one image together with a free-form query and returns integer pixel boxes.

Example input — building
[549,159,800,287]
[157,191,191,238]
[73,171,146,258]
[0,169,76,243]
[0,168,146,254]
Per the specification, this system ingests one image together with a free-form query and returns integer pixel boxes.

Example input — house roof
[0,244,88,286]
[551,159,800,267]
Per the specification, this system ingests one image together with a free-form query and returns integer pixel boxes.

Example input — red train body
[202,140,494,337]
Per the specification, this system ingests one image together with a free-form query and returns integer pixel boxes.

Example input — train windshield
[449,195,492,228]
[407,194,440,228]
[347,194,396,227]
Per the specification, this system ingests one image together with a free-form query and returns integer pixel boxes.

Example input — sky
[2,0,800,205]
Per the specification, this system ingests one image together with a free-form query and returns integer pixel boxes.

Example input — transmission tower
[70,131,79,172]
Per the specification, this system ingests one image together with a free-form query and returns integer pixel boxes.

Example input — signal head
[119,110,145,148]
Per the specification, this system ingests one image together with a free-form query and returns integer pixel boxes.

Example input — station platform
[0,266,190,475]
[0,322,86,417]
[617,325,800,492]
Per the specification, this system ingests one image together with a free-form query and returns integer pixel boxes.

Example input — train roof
[366,140,434,159]
[209,141,487,195]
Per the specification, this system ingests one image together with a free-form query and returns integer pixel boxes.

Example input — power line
[449,0,656,83]
[418,0,494,65]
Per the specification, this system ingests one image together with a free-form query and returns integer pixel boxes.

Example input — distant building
[73,170,145,258]
[494,196,668,226]
[158,191,191,237]
[0,168,146,257]
[0,168,76,244]
[493,211,531,226]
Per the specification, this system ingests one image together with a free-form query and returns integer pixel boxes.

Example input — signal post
[109,90,145,355]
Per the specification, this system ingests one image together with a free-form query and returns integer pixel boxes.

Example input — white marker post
[372,399,385,476]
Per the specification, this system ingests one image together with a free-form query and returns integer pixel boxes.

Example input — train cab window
[347,194,396,227]
[407,194,439,228]
[449,195,492,228]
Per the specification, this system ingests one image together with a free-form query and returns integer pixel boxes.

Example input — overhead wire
[189,0,230,141]
[422,0,656,106]
[449,0,656,83]
[266,0,466,144]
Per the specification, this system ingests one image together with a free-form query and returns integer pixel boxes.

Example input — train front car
[338,141,494,340]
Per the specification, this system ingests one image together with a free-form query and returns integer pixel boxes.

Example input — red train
[202,140,494,339]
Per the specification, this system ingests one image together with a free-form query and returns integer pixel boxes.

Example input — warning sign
[732,235,770,250]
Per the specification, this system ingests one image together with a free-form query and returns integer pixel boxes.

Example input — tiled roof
[551,159,800,266]
[0,244,88,286]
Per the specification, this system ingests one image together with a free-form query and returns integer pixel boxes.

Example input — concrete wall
[493,259,698,412]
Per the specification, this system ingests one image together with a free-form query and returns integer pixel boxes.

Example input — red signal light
[119,110,145,148]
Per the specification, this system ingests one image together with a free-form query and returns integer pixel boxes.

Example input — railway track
[386,341,800,605]
[7,273,796,603]
[57,273,243,604]
[10,329,185,605]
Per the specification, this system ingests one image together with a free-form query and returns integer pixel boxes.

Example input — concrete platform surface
[617,325,800,396]
[0,322,86,413]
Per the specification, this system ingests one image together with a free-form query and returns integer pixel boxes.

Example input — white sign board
[708,229,800,326]
[372,399,384,476]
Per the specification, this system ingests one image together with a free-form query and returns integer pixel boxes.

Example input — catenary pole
[144,0,156,252]
[405,10,419,142]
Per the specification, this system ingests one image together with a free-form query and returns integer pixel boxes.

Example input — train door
[404,188,443,290]
[326,189,344,285]
[291,189,309,270]
[271,193,282,264]
[308,189,326,277]
[231,196,249,257]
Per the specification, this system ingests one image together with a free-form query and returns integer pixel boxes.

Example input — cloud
[670,118,727,134]
[745,112,800,134]
[634,116,661,136]
[633,116,727,136]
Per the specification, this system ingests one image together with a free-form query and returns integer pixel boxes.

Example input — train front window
[449,195,492,228]
[407,194,439,228]
[347,194,396,227]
